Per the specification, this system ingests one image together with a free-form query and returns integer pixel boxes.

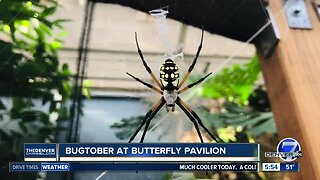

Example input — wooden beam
[91,0,269,42]
[259,0,320,179]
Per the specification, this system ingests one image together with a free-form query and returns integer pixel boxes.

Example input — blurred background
[0,0,284,179]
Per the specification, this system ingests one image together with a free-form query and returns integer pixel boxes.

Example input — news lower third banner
[10,162,260,172]
[24,143,259,162]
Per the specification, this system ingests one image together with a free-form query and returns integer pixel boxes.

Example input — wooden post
[259,0,320,179]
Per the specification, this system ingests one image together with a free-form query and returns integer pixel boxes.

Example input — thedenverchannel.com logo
[25,144,56,156]
[265,138,302,162]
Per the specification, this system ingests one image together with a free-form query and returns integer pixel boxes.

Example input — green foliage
[111,116,145,140]
[195,55,275,142]
[0,0,71,165]
[204,102,276,142]
[111,110,161,140]
[198,55,260,105]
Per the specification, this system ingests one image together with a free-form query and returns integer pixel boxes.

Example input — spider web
[0,0,277,148]
[0,0,294,179]
[91,0,293,179]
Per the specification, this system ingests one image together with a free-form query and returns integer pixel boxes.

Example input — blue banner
[10,162,259,172]
[40,163,70,171]
[280,163,299,172]
[9,162,40,172]
[58,143,259,162]
[24,143,57,161]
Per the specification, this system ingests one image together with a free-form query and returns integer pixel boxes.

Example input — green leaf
[250,117,276,136]
[41,6,57,17]
[57,30,69,38]
[12,98,28,113]
[18,121,28,133]
[52,19,71,28]
[198,55,261,105]
[0,100,6,110]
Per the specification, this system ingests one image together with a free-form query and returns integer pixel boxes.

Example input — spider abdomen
[160,59,179,90]
[163,90,177,106]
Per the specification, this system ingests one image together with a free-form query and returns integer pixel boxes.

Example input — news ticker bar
[262,163,299,172]
[24,143,259,162]
[10,162,300,172]
[10,162,259,172]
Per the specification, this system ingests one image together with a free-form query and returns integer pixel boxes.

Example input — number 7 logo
[277,138,301,162]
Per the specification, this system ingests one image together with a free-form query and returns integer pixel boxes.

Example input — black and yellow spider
[127,29,219,143]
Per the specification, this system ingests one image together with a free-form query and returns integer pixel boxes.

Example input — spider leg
[135,32,163,90]
[126,72,162,94]
[178,28,204,89]
[128,98,165,143]
[177,97,220,143]
[165,105,169,112]
[140,98,165,143]
[176,99,204,143]
[178,72,212,94]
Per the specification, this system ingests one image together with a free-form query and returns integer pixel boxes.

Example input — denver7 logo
[277,138,301,162]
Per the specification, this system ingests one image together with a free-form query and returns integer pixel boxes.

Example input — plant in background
[195,55,275,140]
[111,111,162,140]
[198,55,261,106]
[0,0,71,177]
[191,55,279,179]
